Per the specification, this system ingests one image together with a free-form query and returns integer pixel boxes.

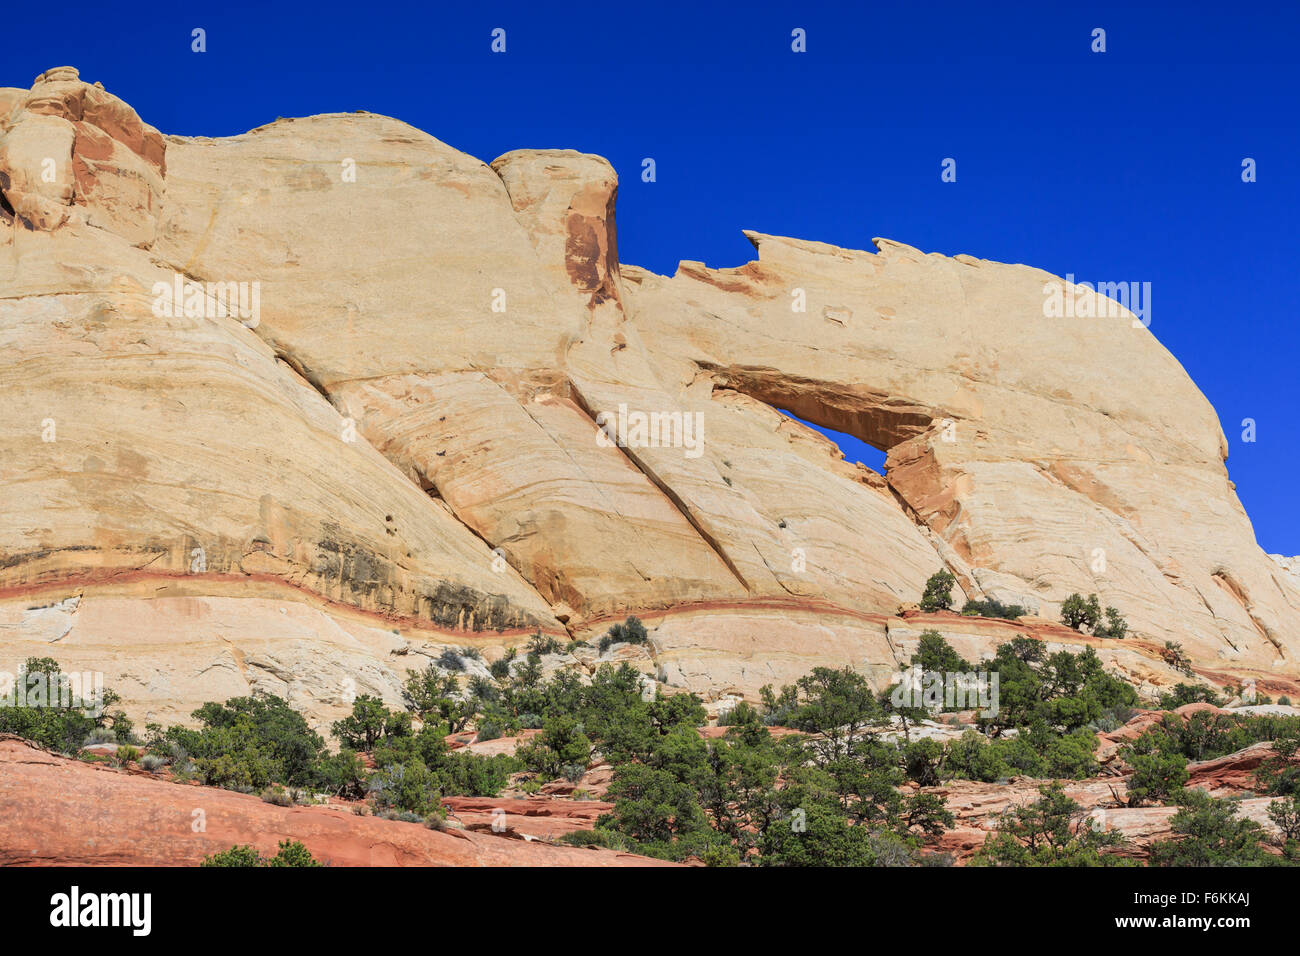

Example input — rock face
[1,67,1297,726]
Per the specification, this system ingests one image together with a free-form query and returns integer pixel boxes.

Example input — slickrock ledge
[0,736,674,867]
[1,67,1296,726]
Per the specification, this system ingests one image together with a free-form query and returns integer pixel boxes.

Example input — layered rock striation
[2,67,1296,726]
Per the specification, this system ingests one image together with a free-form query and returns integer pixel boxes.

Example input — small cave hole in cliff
[779,409,888,475]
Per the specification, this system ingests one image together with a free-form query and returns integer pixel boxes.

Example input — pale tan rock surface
[1,68,1296,725]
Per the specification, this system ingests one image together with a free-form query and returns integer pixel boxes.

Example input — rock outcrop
[0,736,671,866]
[1,67,1296,727]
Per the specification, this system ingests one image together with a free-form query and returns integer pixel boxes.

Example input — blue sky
[9,1,1297,552]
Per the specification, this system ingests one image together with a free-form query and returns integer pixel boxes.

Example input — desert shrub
[200,844,265,867]
[140,753,167,772]
[526,632,565,656]
[0,658,128,755]
[717,701,761,727]
[1157,682,1222,709]
[312,748,367,799]
[597,616,649,653]
[160,695,325,791]
[758,801,887,867]
[1121,747,1189,806]
[944,731,1011,783]
[961,598,1027,620]
[1148,789,1274,866]
[401,667,476,734]
[971,784,1129,866]
[1161,641,1196,677]
[437,751,520,797]
[202,840,320,867]
[1256,726,1300,796]
[437,648,466,672]
[517,715,592,780]
[772,667,882,762]
[261,785,294,806]
[368,759,440,816]
[559,829,631,851]
[488,648,517,681]
[1060,593,1101,632]
[701,843,742,867]
[912,630,971,673]
[466,675,498,704]
[902,738,945,786]
[1094,606,1129,639]
[1268,795,1300,840]
[977,641,1138,738]
[919,570,956,612]
[1129,712,1300,772]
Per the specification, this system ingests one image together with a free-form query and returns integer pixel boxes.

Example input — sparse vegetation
[201,839,321,867]
[0,658,133,753]
[1060,593,1129,638]
[11,627,1293,869]
[1148,789,1276,867]
[919,570,957,612]
[1161,641,1196,676]
[971,784,1131,866]
[597,616,650,653]
[961,598,1027,620]
[1157,682,1223,709]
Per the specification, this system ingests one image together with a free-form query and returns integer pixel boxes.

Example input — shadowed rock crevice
[697,370,972,596]
[699,362,943,454]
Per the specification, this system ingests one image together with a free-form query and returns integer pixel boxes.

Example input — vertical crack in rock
[1213,569,1285,656]
[567,380,752,593]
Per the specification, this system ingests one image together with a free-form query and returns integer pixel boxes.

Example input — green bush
[919,570,957,612]
[0,658,129,755]
[163,695,326,791]
[597,616,649,653]
[201,840,321,867]
[1121,748,1189,806]
[517,715,592,780]
[1157,682,1223,709]
[526,632,565,656]
[1148,789,1274,866]
[961,598,1027,620]
[1094,606,1129,639]
[437,649,466,672]
[1060,593,1101,632]
[368,759,440,816]
[944,731,1011,783]
[971,784,1129,866]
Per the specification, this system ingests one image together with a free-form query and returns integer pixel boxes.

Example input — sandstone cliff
[2,67,1296,728]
